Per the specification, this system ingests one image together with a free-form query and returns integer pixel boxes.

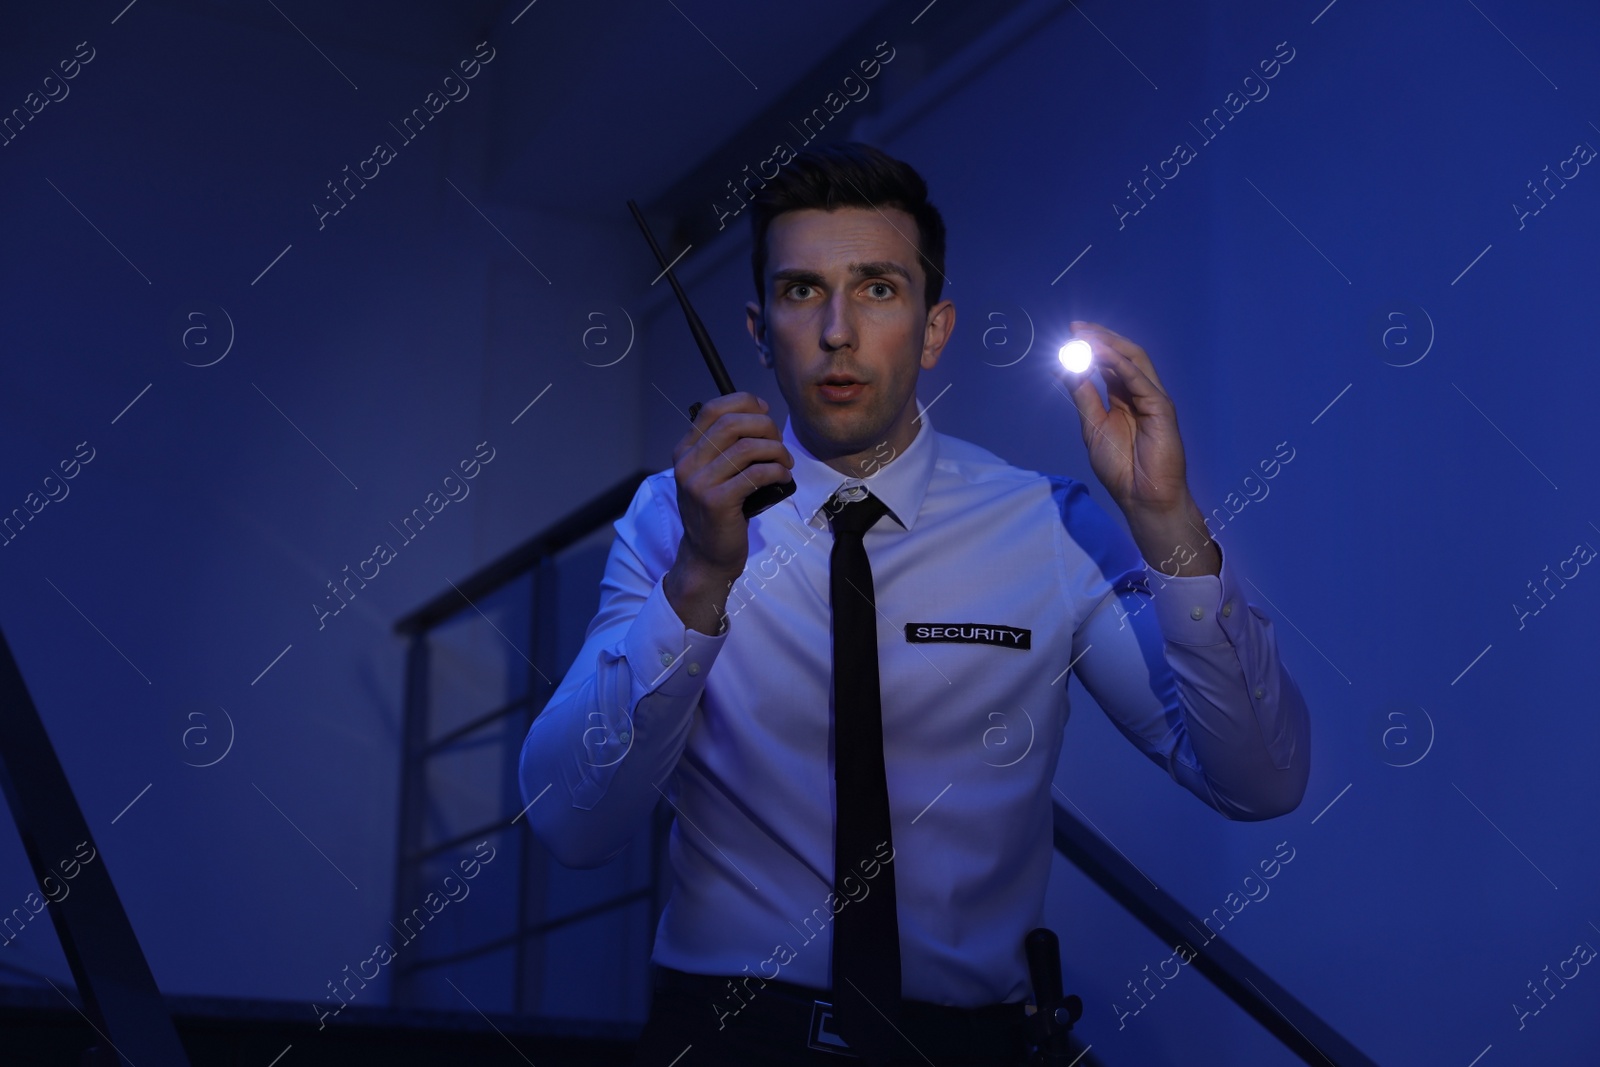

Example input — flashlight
[1057,337,1093,374]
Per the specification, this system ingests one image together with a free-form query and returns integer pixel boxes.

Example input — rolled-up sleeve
[518,472,728,867]
[1054,476,1311,820]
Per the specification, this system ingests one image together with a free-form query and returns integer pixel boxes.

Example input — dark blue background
[1,1,1596,1063]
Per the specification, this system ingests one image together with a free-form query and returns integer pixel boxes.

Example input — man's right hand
[664,392,794,633]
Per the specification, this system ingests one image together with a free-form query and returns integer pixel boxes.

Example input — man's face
[746,205,954,468]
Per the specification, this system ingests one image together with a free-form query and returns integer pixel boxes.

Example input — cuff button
[1189,605,1204,620]
[688,663,700,676]
[1221,601,1233,617]
[659,651,673,666]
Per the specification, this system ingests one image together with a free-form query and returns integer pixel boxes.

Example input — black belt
[654,965,1030,1062]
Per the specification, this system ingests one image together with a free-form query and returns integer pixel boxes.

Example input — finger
[682,415,793,486]
[1059,369,1107,436]
[687,391,767,434]
[1071,321,1168,395]
[701,457,796,511]
[1099,349,1169,413]
[686,445,794,520]
[1071,327,1168,409]
[696,434,794,483]
[674,393,773,462]
[688,410,787,458]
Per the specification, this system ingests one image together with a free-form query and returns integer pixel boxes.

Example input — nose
[820,289,857,351]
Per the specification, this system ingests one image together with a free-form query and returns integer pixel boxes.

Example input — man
[519,142,1310,1066]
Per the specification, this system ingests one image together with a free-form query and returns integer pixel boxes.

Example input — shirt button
[619,731,631,743]
[1254,686,1266,699]
[1189,606,1204,620]
[1222,601,1233,617]
[660,651,673,666]
[688,663,700,676]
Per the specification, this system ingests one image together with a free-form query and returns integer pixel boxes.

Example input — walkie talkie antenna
[627,200,735,395]
[626,199,796,518]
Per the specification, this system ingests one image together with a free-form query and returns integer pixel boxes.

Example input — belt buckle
[808,999,859,1058]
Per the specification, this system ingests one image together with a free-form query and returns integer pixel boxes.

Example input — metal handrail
[1052,802,1377,1065]
[0,626,193,1064]
[405,887,656,975]
[394,470,655,637]
[390,468,656,1014]
[423,693,533,755]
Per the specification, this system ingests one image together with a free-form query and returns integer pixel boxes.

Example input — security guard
[519,142,1310,1066]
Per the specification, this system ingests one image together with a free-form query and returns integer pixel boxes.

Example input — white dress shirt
[518,409,1310,1007]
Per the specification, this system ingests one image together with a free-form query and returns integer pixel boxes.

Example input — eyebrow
[771,260,914,289]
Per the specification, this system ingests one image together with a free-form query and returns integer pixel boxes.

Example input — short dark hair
[748,142,946,313]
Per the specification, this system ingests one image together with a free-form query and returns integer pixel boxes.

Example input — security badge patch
[904,623,1032,650]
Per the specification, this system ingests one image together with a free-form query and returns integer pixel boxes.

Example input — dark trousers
[631,966,1031,1067]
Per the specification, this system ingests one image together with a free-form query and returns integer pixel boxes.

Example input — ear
[919,298,956,372]
[746,300,773,369]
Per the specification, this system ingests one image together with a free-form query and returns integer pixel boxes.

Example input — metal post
[389,633,431,1007]
[0,624,192,1064]
[515,558,558,1013]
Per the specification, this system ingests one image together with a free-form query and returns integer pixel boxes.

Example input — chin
[804,405,890,453]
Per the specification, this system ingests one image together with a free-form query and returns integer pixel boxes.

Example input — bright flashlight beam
[1058,338,1093,374]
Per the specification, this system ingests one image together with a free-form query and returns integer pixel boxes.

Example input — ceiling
[124,0,899,214]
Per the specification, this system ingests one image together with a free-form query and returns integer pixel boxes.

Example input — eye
[867,282,894,298]
[786,283,814,300]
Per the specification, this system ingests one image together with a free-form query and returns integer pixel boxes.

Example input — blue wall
[2,0,1597,1063]
[0,0,643,1016]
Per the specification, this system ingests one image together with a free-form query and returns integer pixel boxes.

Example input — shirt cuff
[1149,542,1247,647]
[622,574,729,699]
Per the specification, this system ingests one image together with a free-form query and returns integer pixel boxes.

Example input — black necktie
[827,490,903,1062]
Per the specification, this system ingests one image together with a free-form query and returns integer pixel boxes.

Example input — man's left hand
[1060,321,1219,577]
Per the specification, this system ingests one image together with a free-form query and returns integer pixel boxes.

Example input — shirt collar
[780,406,936,533]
